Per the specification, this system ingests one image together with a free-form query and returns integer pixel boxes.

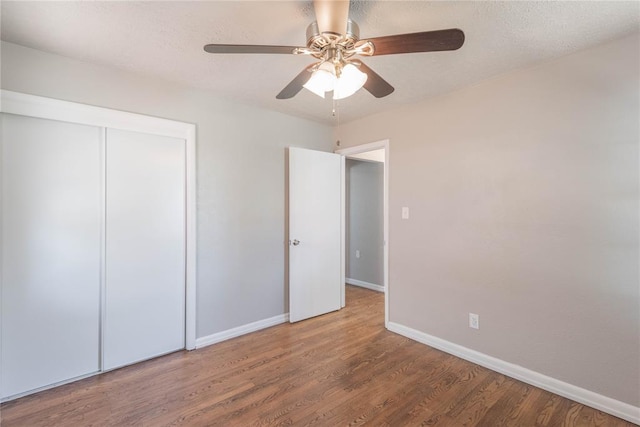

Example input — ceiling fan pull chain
[333,99,341,145]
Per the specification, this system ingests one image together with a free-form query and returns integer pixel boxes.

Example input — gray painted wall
[334,34,640,406]
[346,159,384,286]
[0,41,334,339]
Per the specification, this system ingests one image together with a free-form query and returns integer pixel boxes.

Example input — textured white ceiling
[2,1,639,125]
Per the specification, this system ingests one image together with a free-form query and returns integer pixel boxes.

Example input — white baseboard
[387,322,640,425]
[346,278,385,293]
[195,313,289,349]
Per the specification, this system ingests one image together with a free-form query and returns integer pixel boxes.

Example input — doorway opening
[337,140,389,327]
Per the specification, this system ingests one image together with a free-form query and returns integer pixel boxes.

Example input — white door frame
[0,90,198,350]
[336,140,389,327]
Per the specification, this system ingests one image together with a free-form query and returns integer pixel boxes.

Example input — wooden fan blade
[353,61,394,98]
[368,29,465,56]
[204,44,298,54]
[276,66,315,99]
[313,0,350,36]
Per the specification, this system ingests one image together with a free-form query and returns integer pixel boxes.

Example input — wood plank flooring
[1,286,635,426]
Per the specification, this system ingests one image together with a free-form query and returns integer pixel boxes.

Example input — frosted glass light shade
[303,62,367,100]
[333,64,368,100]
[303,62,336,98]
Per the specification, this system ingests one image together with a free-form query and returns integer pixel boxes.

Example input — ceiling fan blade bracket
[294,47,317,55]
[346,40,374,57]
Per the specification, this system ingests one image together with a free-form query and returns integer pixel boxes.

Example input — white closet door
[1,114,102,399]
[104,128,186,370]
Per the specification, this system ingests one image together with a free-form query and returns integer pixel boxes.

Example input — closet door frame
[0,90,197,351]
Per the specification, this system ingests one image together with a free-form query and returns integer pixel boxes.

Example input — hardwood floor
[1,285,635,426]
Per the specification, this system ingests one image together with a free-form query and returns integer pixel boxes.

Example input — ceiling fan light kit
[303,60,368,100]
[333,63,368,100]
[203,0,465,104]
[303,62,335,98]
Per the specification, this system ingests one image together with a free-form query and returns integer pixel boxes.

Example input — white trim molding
[346,278,385,293]
[184,124,197,351]
[340,155,346,309]
[387,322,640,425]
[196,314,290,349]
[0,90,189,139]
[336,139,390,327]
[1,90,198,351]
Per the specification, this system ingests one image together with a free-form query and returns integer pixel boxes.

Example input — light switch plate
[402,207,409,219]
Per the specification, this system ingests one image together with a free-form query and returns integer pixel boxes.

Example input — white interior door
[288,147,343,322]
[1,114,102,398]
[104,128,186,370]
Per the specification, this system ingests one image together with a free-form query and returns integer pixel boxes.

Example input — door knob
[292,239,300,246]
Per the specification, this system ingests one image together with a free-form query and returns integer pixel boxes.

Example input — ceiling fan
[204,0,465,100]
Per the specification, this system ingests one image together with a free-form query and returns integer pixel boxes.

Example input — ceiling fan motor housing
[306,19,360,53]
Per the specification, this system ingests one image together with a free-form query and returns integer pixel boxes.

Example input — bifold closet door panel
[1,114,102,399]
[104,129,186,371]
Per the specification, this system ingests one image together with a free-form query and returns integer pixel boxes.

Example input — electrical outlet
[469,313,479,329]
[355,250,361,259]
[402,207,409,219]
